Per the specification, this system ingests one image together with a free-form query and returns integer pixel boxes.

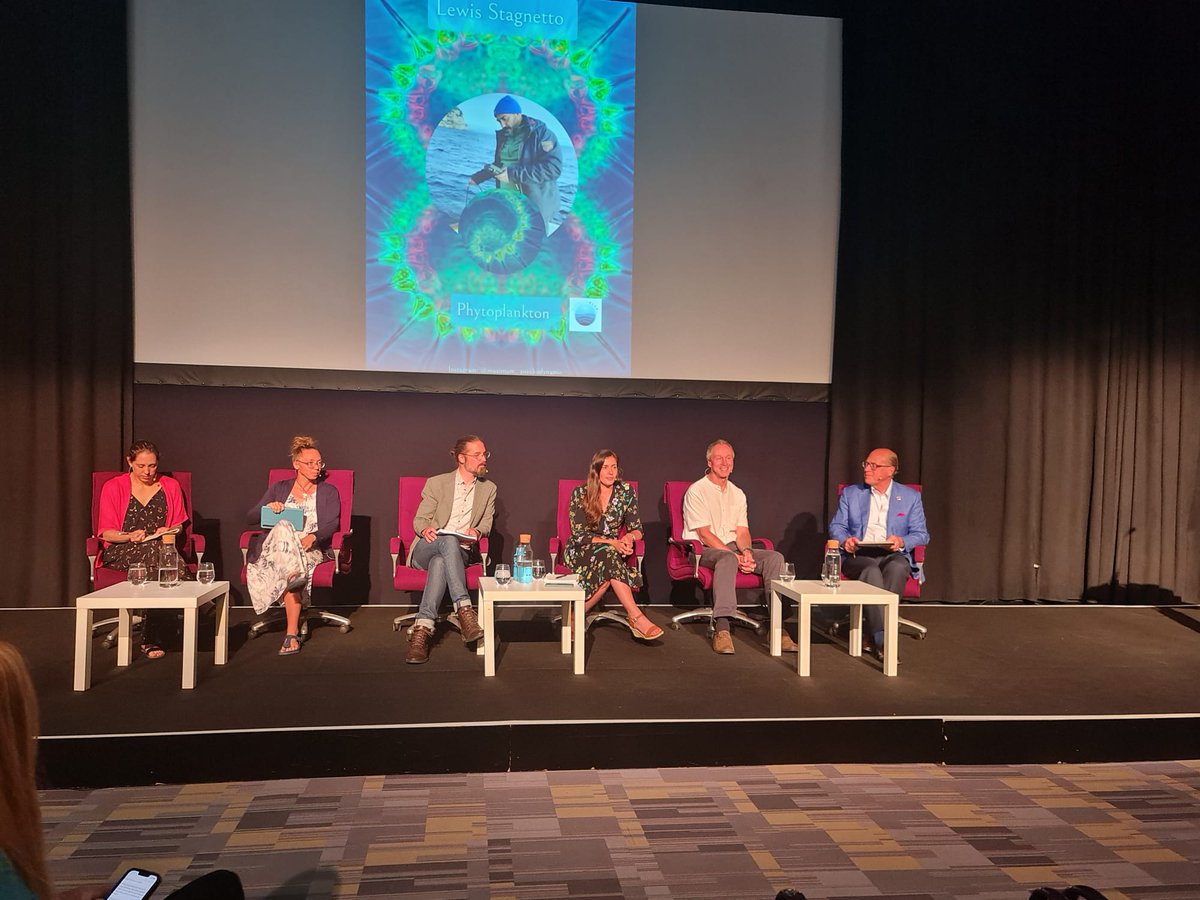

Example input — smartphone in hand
[105,868,161,900]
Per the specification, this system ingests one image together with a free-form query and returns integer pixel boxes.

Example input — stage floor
[7,604,1200,787]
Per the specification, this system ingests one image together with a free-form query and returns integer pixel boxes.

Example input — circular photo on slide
[425,93,578,249]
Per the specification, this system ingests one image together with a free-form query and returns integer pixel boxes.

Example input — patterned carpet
[41,761,1200,899]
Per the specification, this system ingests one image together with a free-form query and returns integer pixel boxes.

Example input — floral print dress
[246,488,324,614]
[100,487,192,646]
[562,481,643,597]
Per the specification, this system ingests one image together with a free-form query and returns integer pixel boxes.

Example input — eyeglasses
[862,461,894,470]
[464,451,491,460]
[297,458,326,470]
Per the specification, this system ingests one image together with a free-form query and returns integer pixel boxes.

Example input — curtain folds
[1,1,132,608]
[830,1,1200,602]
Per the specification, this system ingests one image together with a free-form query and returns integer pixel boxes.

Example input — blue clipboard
[260,506,304,530]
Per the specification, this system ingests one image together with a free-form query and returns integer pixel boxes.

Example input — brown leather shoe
[780,630,798,653]
[456,605,484,643]
[712,630,735,655]
[406,624,433,664]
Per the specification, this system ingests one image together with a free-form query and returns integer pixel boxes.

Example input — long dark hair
[583,449,619,529]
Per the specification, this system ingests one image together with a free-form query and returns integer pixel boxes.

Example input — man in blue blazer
[828,448,929,655]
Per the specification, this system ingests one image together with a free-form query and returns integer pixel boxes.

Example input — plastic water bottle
[158,533,180,588]
[821,539,841,588]
[513,533,533,584]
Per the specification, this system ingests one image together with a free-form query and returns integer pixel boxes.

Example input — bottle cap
[826,539,840,548]
[519,533,531,542]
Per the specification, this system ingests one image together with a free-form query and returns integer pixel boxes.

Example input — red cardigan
[97,473,188,545]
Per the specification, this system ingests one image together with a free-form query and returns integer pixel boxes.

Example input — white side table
[477,577,586,676]
[74,581,231,690]
[769,579,899,676]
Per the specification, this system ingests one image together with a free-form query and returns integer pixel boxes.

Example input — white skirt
[246,521,326,614]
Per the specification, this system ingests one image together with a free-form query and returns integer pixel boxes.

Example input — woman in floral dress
[563,449,664,641]
[245,436,340,656]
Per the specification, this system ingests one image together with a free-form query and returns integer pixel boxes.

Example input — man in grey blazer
[407,435,497,664]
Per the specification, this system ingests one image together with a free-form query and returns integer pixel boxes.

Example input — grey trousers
[698,541,784,624]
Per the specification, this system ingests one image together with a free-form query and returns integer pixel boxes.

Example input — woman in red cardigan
[96,440,191,658]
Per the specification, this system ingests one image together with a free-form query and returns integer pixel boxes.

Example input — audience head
[0,641,51,899]
[453,435,489,478]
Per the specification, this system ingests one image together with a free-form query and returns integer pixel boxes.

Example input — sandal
[279,633,302,656]
[140,643,166,660]
[629,612,664,642]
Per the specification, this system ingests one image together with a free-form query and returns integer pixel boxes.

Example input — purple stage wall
[135,384,829,606]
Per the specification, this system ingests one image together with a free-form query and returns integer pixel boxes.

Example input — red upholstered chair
[836,482,927,639]
[663,480,772,634]
[390,475,490,635]
[87,470,206,644]
[548,479,645,632]
[239,468,355,639]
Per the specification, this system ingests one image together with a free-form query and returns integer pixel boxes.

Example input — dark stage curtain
[830,1,1200,602]
[1,2,133,608]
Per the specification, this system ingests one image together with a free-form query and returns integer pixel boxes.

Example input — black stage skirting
[5,604,1199,789]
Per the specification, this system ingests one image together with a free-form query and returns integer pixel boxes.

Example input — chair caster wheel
[248,629,260,640]
[339,624,352,634]
[392,622,400,632]
[915,632,926,641]
[669,622,682,630]
[754,624,765,636]
[101,637,116,649]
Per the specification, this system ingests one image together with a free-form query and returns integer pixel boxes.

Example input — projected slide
[365,0,636,377]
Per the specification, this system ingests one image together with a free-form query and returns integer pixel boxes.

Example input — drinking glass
[128,564,148,586]
[531,559,546,582]
[197,562,215,584]
[494,564,511,585]
[780,563,795,582]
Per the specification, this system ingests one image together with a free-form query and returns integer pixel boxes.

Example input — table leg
[560,600,571,654]
[483,593,496,677]
[883,598,898,676]
[182,606,198,689]
[214,589,229,666]
[797,597,812,676]
[572,598,584,674]
[769,586,782,657]
[117,607,133,667]
[848,604,863,658]
[74,607,94,691]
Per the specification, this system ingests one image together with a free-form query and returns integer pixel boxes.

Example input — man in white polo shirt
[682,439,788,655]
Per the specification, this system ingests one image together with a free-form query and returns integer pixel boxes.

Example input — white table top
[478,577,583,599]
[77,580,230,608]
[770,578,897,601]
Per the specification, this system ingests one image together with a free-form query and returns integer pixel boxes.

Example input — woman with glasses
[245,435,340,656]
[563,449,663,641]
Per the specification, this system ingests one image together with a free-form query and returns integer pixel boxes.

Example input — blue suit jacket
[828,482,929,581]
